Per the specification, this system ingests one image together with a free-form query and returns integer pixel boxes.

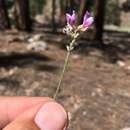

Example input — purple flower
[66,10,76,26]
[82,11,94,29]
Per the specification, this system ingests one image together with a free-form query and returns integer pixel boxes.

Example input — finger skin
[3,119,40,130]
[2,98,68,130]
[0,96,53,129]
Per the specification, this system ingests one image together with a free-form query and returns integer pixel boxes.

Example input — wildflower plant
[53,10,94,99]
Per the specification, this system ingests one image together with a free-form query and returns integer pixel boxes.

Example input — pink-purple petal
[66,10,76,25]
[83,17,94,27]
[83,11,90,21]
[66,14,71,24]
[72,10,76,20]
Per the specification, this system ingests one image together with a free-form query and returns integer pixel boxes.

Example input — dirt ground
[0,29,130,130]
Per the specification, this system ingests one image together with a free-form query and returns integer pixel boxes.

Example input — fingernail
[34,102,67,130]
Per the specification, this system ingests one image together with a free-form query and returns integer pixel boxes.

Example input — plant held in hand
[53,10,94,99]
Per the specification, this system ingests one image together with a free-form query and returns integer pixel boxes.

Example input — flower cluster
[54,10,94,100]
[63,10,94,37]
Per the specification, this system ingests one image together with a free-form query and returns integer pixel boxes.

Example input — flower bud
[66,10,76,26]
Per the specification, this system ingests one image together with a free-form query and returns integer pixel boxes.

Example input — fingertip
[35,102,68,130]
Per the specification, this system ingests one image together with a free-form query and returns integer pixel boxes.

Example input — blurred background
[0,0,130,38]
[0,0,130,130]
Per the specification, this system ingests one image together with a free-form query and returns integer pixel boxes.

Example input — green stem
[53,36,77,100]
[53,50,71,100]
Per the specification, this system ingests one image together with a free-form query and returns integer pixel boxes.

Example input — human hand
[0,97,68,130]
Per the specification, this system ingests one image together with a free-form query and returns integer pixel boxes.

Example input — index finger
[0,96,53,129]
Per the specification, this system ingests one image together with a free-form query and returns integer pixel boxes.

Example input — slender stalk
[53,34,77,100]
[53,50,71,100]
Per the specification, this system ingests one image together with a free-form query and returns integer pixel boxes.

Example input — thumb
[3,102,68,130]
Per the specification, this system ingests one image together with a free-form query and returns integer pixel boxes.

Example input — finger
[3,102,68,130]
[3,119,40,130]
[0,96,53,128]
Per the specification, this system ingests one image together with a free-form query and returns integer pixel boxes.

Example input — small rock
[8,67,18,76]
[28,38,34,43]
[72,54,80,60]
[28,34,43,43]
[122,127,130,130]
[33,34,43,41]
[27,41,48,51]
[118,44,126,50]
[117,60,125,67]
[96,88,103,97]
[91,92,96,97]
[73,103,80,110]
[89,50,102,57]
[126,66,130,70]
[82,111,87,116]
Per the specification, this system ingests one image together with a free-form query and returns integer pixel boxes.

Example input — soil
[0,29,130,130]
